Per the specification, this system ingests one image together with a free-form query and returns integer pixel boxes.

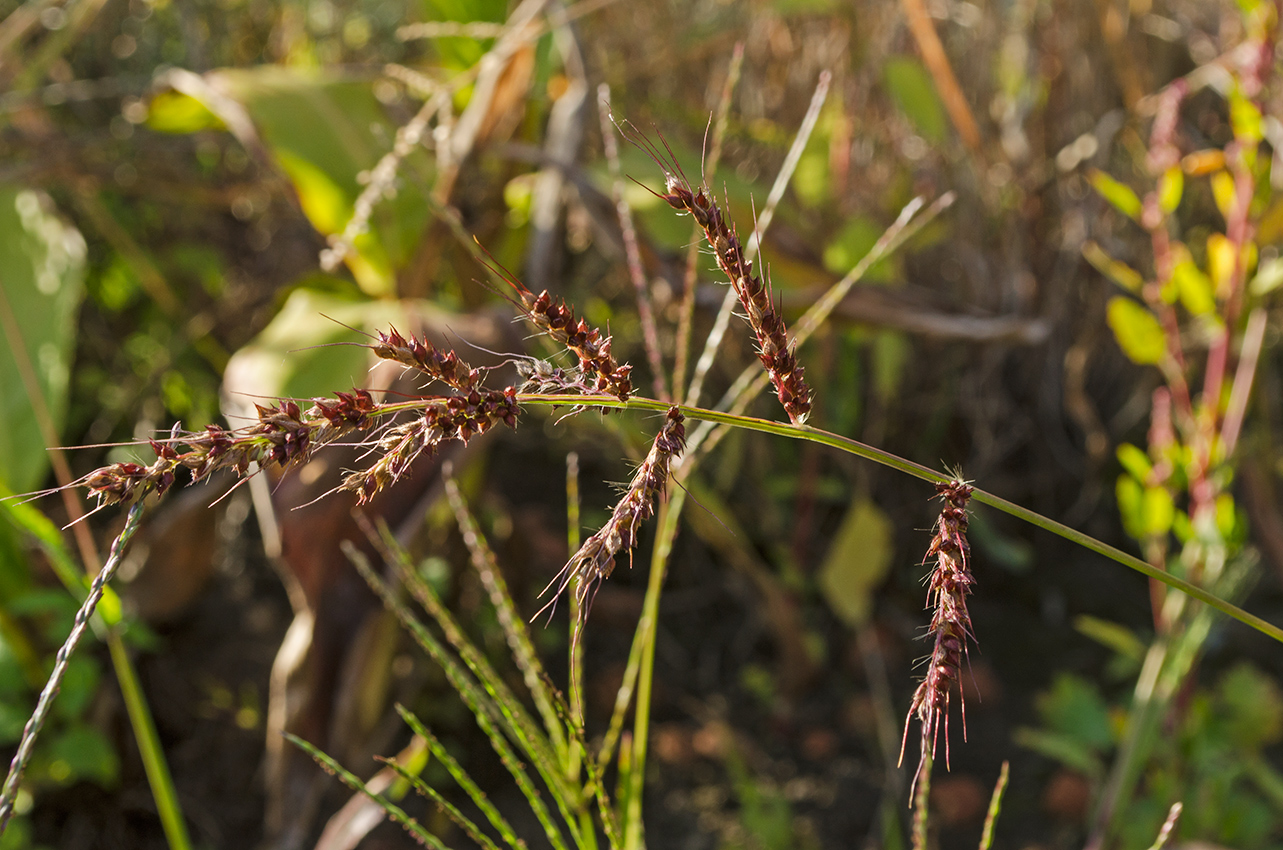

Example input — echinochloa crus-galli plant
[900,478,977,795]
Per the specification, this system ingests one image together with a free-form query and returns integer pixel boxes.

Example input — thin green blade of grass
[978,761,1008,850]
[518,395,1283,647]
[396,705,526,850]
[283,732,447,849]
[379,756,504,850]
[443,475,568,760]
[364,521,580,815]
[344,544,574,850]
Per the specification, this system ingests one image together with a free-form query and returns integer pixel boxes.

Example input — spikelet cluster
[900,478,976,794]
[341,388,518,504]
[79,391,380,508]
[650,152,811,424]
[514,287,633,401]
[372,326,482,392]
[541,406,686,616]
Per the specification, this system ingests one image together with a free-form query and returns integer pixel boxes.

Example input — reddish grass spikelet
[341,388,519,504]
[371,327,482,392]
[477,249,633,401]
[540,406,685,620]
[900,477,976,796]
[630,130,812,424]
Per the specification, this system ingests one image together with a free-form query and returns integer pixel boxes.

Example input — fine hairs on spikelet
[628,129,812,425]
[900,478,976,796]
[539,406,686,623]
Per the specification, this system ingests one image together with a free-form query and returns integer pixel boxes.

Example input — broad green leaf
[1082,241,1144,292]
[1106,296,1165,364]
[145,90,224,134]
[1157,166,1183,214]
[1012,727,1104,778]
[882,56,947,145]
[182,68,436,296]
[1088,170,1142,221]
[222,284,411,403]
[0,187,86,494]
[1219,663,1283,749]
[818,498,893,628]
[1116,443,1152,483]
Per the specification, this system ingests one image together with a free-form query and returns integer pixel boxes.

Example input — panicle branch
[540,406,686,620]
[900,478,976,796]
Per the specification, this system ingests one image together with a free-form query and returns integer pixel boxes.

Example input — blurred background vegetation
[2,0,1283,848]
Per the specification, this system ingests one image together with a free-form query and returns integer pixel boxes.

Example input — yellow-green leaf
[1117,475,1145,541]
[1142,486,1175,537]
[1106,296,1165,365]
[1250,256,1283,295]
[146,90,225,134]
[1172,258,1216,315]
[1116,443,1152,483]
[1207,233,1236,297]
[1211,170,1237,221]
[818,498,893,628]
[1157,166,1183,214]
[1230,88,1264,144]
[1082,241,1144,292]
[1088,169,1142,221]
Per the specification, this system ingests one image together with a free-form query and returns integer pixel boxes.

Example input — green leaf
[1116,443,1153,483]
[1012,726,1104,778]
[48,724,119,788]
[1082,241,1144,292]
[1172,258,1216,315]
[185,69,436,295]
[1088,170,1143,221]
[1035,673,1114,751]
[1157,166,1183,214]
[1106,296,1166,364]
[1073,615,1145,663]
[0,187,87,494]
[818,498,893,628]
[145,90,224,134]
[1142,486,1175,537]
[1229,87,1264,144]
[882,56,947,145]
[1249,256,1283,295]
[1117,474,1146,542]
[1219,663,1283,750]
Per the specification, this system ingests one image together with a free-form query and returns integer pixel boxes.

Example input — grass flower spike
[636,134,812,424]
[541,406,686,619]
[900,477,976,794]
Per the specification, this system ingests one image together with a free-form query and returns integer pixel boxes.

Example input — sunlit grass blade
[395,705,524,850]
[979,761,1008,850]
[443,474,568,758]
[359,518,579,816]
[344,544,573,850]
[283,732,446,848]
[378,754,502,850]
